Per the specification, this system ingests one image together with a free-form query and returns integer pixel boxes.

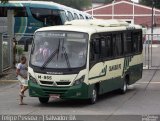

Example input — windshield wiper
[62,46,72,71]
[57,39,61,61]
[41,40,60,69]
[40,48,58,70]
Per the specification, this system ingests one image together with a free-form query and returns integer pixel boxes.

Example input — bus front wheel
[89,87,97,104]
[39,97,49,104]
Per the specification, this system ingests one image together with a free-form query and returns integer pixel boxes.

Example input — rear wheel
[89,87,97,104]
[39,97,49,104]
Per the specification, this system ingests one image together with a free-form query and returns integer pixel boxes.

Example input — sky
[131,0,139,3]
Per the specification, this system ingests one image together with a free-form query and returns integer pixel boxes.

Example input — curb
[0,80,18,83]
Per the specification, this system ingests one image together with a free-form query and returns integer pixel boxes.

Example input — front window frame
[29,31,89,73]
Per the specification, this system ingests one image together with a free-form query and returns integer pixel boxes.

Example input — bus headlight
[29,74,38,84]
[73,76,85,85]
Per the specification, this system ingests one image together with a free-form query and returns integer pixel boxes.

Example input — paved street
[0,69,160,116]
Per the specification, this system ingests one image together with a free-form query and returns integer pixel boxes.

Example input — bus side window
[13,7,28,17]
[30,8,62,26]
[60,11,68,23]
[100,37,106,58]
[90,38,100,61]
[124,32,132,55]
[74,13,79,20]
[113,33,123,57]
[67,11,74,21]
[79,14,84,19]
[0,7,7,17]
[85,16,89,19]
[100,36,112,58]
[132,31,142,53]
[106,36,112,58]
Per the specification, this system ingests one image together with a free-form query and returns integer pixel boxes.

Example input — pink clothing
[38,47,51,60]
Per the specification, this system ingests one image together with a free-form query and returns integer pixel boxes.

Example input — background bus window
[113,33,123,57]
[30,8,62,26]
[85,16,89,19]
[67,11,74,21]
[13,7,28,17]
[124,32,132,55]
[59,11,68,23]
[0,7,7,17]
[79,14,84,19]
[0,7,28,17]
[74,13,79,20]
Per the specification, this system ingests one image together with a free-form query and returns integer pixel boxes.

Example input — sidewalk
[0,68,17,81]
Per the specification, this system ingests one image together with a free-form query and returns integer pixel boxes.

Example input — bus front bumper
[28,80,89,99]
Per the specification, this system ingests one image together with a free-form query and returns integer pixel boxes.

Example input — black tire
[89,87,97,104]
[39,97,49,104]
[119,79,127,94]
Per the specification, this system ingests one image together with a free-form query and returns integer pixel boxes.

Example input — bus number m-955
[38,75,52,80]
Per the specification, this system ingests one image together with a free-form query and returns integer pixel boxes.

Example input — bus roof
[0,1,68,9]
[35,19,142,35]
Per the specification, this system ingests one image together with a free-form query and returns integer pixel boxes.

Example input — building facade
[85,0,160,28]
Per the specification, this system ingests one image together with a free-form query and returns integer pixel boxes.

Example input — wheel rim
[123,81,127,92]
[92,89,97,102]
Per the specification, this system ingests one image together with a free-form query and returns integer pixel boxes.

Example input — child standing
[16,56,28,105]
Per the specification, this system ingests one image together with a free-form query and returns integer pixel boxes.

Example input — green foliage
[52,0,92,10]
[139,0,160,9]
[92,0,113,3]
[1,0,8,4]
[16,46,24,56]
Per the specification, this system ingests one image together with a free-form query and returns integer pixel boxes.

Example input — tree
[1,0,8,3]
[139,0,160,9]
[92,0,113,4]
[52,0,92,10]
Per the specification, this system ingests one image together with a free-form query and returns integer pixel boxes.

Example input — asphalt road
[0,70,160,116]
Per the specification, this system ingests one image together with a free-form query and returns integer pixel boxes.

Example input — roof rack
[65,19,129,27]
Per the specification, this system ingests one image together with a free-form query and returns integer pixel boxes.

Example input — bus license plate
[49,94,60,99]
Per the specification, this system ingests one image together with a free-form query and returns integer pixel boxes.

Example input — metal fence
[0,33,33,74]
[2,34,11,70]
[143,34,160,69]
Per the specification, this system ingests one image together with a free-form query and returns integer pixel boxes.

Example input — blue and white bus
[0,1,92,43]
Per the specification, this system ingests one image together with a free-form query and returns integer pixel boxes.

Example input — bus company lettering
[109,64,121,71]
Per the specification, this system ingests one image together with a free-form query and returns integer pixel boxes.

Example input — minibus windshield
[30,31,88,69]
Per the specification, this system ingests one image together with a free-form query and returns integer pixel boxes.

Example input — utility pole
[112,0,115,19]
[150,0,155,67]
[7,9,14,68]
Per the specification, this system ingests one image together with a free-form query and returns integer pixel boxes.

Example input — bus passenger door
[89,37,104,94]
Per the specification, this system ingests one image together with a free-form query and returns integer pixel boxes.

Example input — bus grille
[41,86,69,95]
[56,82,71,85]
[40,81,53,85]
[40,81,71,86]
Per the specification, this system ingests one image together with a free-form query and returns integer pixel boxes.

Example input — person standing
[16,56,28,105]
